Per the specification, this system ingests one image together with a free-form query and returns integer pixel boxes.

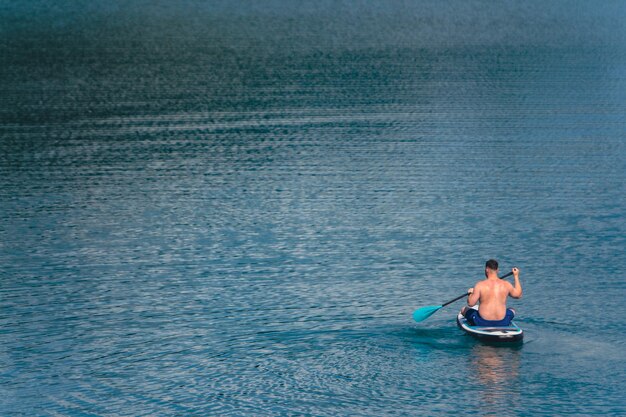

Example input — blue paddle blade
[412,305,443,322]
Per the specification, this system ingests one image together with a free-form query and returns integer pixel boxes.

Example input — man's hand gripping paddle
[412,271,514,323]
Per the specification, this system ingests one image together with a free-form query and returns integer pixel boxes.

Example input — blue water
[1,1,626,415]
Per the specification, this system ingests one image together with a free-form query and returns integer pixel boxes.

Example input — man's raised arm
[510,267,522,298]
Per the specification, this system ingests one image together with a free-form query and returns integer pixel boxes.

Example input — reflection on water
[470,344,522,416]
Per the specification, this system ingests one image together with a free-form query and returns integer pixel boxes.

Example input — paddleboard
[456,306,523,343]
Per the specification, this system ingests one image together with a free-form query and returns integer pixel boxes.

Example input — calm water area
[1,1,625,415]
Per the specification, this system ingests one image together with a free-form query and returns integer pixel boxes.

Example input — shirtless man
[460,259,522,326]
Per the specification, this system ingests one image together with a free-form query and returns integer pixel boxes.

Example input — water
[1,1,626,415]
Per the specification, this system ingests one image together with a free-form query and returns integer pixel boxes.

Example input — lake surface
[1,1,625,415]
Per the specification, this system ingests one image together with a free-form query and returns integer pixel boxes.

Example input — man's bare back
[463,264,522,321]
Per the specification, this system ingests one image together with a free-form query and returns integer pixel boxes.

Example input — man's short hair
[485,259,499,270]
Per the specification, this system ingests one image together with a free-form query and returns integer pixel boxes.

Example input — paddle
[412,271,514,323]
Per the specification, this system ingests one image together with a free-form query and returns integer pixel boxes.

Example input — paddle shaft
[440,271,514,308]
[441,292,470,307]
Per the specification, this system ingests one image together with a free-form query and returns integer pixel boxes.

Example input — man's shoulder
[476,279,511,289]
[498,280,514,292]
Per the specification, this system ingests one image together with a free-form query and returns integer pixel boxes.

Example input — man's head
[485,259,499,277]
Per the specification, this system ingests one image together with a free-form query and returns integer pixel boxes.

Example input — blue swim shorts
[464,308,515,327]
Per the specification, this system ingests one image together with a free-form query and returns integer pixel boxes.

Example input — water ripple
[2,2,626,415]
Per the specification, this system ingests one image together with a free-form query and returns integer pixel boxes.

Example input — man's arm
[467,284,480,306]
[510,267,522,298]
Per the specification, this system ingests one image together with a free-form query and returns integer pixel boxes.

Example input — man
[460,259,522,327]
